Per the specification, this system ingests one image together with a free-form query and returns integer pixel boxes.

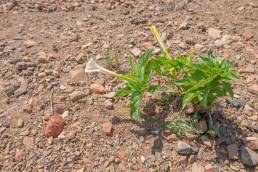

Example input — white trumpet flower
[85,58,137,84]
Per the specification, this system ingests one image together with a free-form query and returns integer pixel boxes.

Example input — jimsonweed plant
[85,25,238,123]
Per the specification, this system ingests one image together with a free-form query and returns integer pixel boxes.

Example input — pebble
[140,155,145,164]
[207,28,222,39]
[23,40,36,48]
[15,149,24,162]
[104,92,116,99]
[104,99,114,110]
[242,29,253,40]
[248,84,258,95]
[231,99,245,109]
[70,65,87,83]
[22,136,34,150]
[14,88,27,97]
[90,83,105,94]
[17,118,24,128]
[240,146,258,166]
[179,21,190,30]
[131,48,141,57]
[102,122,113,135]
[175,141,192,155]
[61,111,69,118]
[44,116,64,138]
[227,144,239,160]
[16,62,27,70]
[5,84,20,96]
[117,149,126,161]
[69,91,85,101]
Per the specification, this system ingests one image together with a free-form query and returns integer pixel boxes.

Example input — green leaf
[131,93,143,122]
[115,85,132,98]
[223,81,234,97]
[182,92,198,108]
[147,85,161,93]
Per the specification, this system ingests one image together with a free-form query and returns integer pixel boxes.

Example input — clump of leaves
[166,117,198,139]
[85,25,238,124]
[174,56,239,110]
[85,50,160,121]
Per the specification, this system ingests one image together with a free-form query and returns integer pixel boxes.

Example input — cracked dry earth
[0,0,258,172]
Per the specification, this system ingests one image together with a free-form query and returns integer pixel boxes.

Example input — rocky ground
[0,0,258,172]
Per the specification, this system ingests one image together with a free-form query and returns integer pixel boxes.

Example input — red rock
[117,149,126,162]
[204,164,218,172]
[104,99,114,110]
[227,144,239,160]
[90,83,105,94]
[44,116,64,138]
[70,65,87,83]
[192,162,205,172]
[102,122,113,135]
[199,119,208,133]
[54,104,65,114]
[38,72,46,79]
[242,29,253,40]
[15,149,24,161]
[22,137,34,150]
[23,40,36,48]
[165,134,178,143]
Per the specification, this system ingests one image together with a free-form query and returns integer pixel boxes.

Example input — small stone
[242,137,258,150]
[249,84,258,94]
[231,99,245,109]
[16,62,27,70]
[76,53,85,63]
[70,65,87,83]
[104,92,116,98]
[90,83,105,94]
[204,164,218,172]
[227,144,239,160]
[104,99,114,110]
[31,129,38,136]
[240,146,258,166]
[207,28,222,39]
[117,149,126,161]
[14,88,27,97]
[131,48,141,57]
[23,40,36,48]
[175,141,192,155]
[15,149,24,162]
[5,84,20,96]
[61,111,69,118]
[22,136,34,150]
[102,122,113,135]
[38,72,46,79]
[54,104,65,114]
[17,118,24,128]
[200,135,212,147]
[37,52,48,63]
[44,116,64,138]
[192,162,205,172]
[140,155,145,164]
[165,134,178,142]
[242,29,253,40]
[199,119,208,133]
[69,91,85,101]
